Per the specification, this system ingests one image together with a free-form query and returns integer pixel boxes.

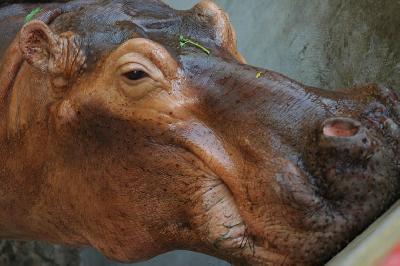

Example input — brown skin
[0,1,399,265]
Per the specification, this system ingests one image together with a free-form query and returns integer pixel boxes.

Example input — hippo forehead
[50,0,229,67]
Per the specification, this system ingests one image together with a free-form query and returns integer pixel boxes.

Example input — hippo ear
[192,0,246,63]
[19,20,61,72]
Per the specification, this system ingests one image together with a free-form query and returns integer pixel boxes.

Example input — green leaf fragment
[179,35,210,55]
[25,7,42,24]
[256,71,262,79]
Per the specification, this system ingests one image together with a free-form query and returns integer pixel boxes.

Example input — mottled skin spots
[0,1,399,266]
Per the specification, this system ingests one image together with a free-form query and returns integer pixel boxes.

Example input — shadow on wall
[79,0,399,265]
[216,0,400,90]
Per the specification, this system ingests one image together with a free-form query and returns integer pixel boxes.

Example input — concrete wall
[167,0,399,90]
[80,0,399,265]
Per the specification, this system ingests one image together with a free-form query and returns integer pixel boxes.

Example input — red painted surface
[379,243,400,266]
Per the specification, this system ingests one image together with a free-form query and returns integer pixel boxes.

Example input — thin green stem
[179,35,210,55]
[25,7,42,24]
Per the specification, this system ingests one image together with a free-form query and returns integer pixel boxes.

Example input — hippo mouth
[189,148,399,265]
[188,174,291,265]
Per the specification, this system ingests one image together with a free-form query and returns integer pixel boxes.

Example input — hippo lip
[194,145,399,265]
[188,175,295,265]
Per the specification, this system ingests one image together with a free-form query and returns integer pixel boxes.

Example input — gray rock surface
[80,249,229,266]
[0,240,79,266]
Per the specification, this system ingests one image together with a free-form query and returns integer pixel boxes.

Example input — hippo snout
[300,87,400,218]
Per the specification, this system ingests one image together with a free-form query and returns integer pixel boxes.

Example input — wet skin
[0,1,399,265]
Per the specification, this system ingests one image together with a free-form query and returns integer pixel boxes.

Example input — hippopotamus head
[2,0,399,265]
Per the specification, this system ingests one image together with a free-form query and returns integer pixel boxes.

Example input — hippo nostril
[319,117,374,159]
[323,117,361,138]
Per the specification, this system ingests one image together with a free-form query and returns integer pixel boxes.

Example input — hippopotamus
[0,0,399,265]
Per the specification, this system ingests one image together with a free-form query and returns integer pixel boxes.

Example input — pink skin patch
[323,119,360,137]
[378,243,400,266]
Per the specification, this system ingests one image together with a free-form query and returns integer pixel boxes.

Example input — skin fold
[0,1,399,265]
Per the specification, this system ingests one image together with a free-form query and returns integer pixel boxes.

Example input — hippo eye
[123,70,148,81]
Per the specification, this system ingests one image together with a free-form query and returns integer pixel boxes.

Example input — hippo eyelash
[123,70,149,81]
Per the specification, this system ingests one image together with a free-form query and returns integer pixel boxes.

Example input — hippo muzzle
[178,55,400,264]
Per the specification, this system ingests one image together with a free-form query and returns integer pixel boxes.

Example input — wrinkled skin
[0,1,399,265]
